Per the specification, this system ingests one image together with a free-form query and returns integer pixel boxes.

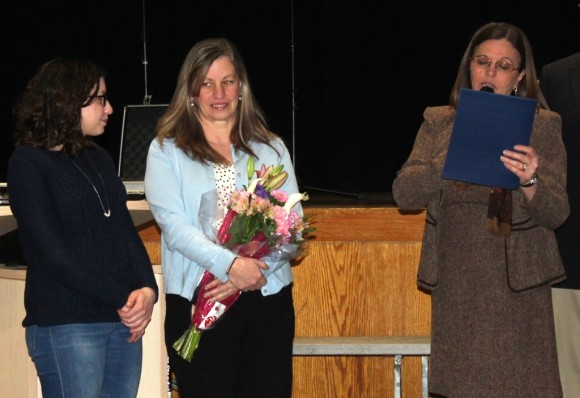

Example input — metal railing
[293,336,431,398]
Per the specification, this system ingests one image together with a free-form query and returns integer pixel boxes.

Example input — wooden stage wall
[139,206,430,398]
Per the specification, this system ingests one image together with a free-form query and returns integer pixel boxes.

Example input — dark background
[2,1,579,198]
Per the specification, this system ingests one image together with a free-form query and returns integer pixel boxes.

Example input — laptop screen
[118,104,168,195]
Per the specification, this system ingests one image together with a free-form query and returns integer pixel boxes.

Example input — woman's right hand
[118,287,157,343]
[227,257,269,291]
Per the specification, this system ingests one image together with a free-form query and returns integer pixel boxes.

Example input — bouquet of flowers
[217,157,313,259]
[173,157,314,362]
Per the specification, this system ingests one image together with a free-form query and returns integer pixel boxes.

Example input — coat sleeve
[392,107,452,210]
[524,110,569,229]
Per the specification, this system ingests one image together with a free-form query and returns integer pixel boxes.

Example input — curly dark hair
[13,57,106,155]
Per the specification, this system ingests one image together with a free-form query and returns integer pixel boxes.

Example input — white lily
[247,178,262,193]
[283,192,309,212]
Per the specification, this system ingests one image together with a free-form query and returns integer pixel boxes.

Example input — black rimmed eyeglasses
[470,55,521,74]
[87,94,108,106]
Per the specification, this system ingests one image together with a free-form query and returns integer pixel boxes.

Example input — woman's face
[469,39,526,95]
[196,55,240,126]
[81,77,113,136]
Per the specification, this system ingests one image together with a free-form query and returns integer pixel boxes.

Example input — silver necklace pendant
[70,157,112,219]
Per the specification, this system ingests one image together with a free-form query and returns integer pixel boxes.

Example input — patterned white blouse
[214,163,236,229]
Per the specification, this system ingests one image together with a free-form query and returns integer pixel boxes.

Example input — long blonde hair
[156,38,279,164]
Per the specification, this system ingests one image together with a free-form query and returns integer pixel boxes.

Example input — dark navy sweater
[7,144,158,327]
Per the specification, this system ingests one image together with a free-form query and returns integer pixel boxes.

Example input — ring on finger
[522,163,528,171]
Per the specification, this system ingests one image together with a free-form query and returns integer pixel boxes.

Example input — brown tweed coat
[393,106,568,397]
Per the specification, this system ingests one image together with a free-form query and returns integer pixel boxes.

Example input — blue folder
[442,88,537,190]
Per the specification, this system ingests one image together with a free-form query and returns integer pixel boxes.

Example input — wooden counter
[1,202,430,397]
[137,205,430,397]
[0,265,167,398]
[0,203,168,398]
[290,207,430,397]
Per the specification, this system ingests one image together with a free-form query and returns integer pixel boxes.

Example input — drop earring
[513,85,519,96]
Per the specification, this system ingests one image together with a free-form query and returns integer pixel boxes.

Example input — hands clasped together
[203,256,269,303]
[118,287,157,343]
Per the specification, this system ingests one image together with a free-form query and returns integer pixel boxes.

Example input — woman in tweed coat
[393,22,568,397]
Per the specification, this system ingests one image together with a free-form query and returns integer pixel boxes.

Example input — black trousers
[165,284,295,398]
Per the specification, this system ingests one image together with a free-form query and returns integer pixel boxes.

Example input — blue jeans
[26,322,142,398]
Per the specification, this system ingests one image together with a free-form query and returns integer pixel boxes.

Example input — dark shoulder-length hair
[13,57,105,155]
[449,22,547,109]
[156,38,279,164]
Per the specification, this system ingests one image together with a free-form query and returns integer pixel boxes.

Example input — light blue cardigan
[144,137,300,300]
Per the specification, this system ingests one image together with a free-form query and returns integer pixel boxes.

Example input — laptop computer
[0,182,8,205]
[118,104,168,197]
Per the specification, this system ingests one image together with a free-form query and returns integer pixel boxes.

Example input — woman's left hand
[501,144,539,184]
[203,278,240,302]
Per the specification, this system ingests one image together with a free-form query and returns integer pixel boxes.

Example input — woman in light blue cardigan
[145,38,300,398]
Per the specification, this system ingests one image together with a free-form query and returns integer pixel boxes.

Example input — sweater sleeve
[99,149,158,301]
[121,205,159,300]
[144,139,237,281]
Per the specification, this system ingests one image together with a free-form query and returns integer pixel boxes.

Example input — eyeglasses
[88,94,108,106]
[470,55,520,74]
